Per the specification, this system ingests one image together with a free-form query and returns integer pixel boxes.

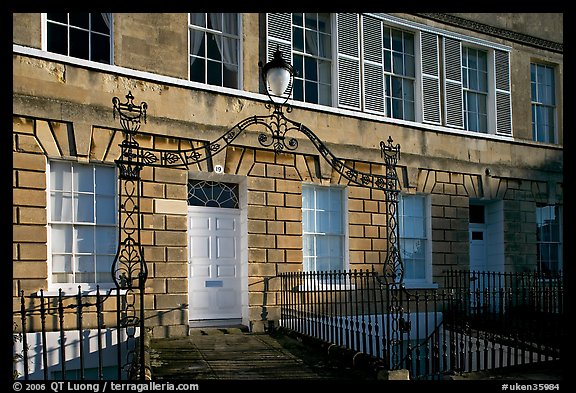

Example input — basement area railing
[278,269,563,380]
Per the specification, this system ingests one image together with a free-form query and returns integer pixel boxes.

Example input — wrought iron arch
[111,90,405,376]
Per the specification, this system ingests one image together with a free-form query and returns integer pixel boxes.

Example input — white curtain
[100,13,112,31]
[189,13,206,66]
[209,13,238,71]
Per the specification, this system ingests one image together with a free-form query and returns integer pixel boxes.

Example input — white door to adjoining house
[187,206,241,323]
[469,224,487,272]
[468,201,504,311]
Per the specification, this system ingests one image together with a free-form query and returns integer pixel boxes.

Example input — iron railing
[278,269,563,380]
[13,286,142,380]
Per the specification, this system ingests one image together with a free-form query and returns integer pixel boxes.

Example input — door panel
[188,207,241,321]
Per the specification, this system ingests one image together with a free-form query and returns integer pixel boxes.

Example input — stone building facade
[13,13,563,337]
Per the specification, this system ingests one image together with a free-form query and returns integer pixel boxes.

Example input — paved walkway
[148,327,563,382]
[148,327,375,381]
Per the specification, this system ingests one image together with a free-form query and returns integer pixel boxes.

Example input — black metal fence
[13,286,143,380]
[278,269,563,380]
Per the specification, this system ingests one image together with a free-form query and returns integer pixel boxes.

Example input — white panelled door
[188,207,241,321]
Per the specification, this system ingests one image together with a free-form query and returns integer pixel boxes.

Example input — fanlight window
[187,180,239,209]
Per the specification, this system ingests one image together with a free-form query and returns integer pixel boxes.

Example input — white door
[188,207,241,321]
[469,223,487,309]
[469,223,486,272]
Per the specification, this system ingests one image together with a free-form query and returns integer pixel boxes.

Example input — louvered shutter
[266,13,291,62]
[266,13,292,95]
[337,13,361,110]
[362,16,384,114]
[420,31,441,124]
[495,50,512,135]
[443,38,464,128]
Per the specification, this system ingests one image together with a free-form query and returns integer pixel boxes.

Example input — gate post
[112,92,149,380]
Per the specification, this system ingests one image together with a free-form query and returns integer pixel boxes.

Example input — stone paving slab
[150,328,336,380]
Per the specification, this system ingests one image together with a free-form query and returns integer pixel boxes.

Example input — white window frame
[47,160,118,292]
[531,62,558,144]
[461,45,490,133]
[535,204,563,274]
[188,13,243,90]
[398,193,434,287]
[41,13,113,65]
[302,183,348,273]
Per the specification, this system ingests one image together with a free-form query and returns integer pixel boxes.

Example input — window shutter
[495,50,512,135]
[337,13,361,110]
[362,16,384,114]
[266,13,292,63]
[420,31,441,124]
[443,37,464,128]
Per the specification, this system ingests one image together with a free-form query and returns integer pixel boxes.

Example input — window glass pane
[91,33,110,64]
[304,56,317,81]
[189,13,206,28]
[51,161,72,191]
[293,26,304,51]
[223,65,238,89]
[222,13,238,34]
[47,23,68,55]
[51,192,73,222]
[75,194,94,222]
[303,235,314,256]
[302,187,313,209]
[47,13,67,23]
[76,255,95,282]
[392,52,403,75]
[190,57,205,83]
[391,77,402,98]
[190,30,205,57]
[206,33,221,60]
[207,60,222,85]
[69,13,89,29]
[52,225,73,253]
[305,29,318,56]
[75,226,95,253]
[207,13,220,31]
[95,167,115,195]
[74,165,93,192]
[317,210,330,233]
[316,257,331,272]
[293,79,303,101]
[91,13,110,34]
[305,13,316,29]
[305,80,318,104]
[383,51,391,72]
[319,32,331,58]
[52,255,72,274]
[316,236,330,257]
[293,13,303,26]
[96,195,115,224]
[69,28,89,60]
[391,30,402,52]
[404,33,414,55]
[318,13,330,33]
[318,60,331,84]
[405,54,415,77]
[96,227,117,254]
[96,256,114,283]
[383,27,391,49]
[319,83,331,106]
